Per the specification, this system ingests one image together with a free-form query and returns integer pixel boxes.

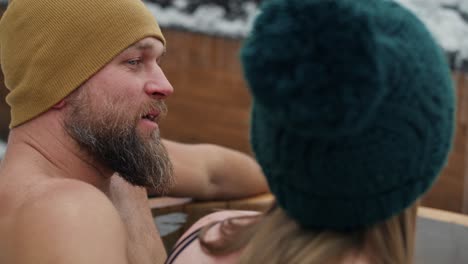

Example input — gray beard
[63,92,174,193]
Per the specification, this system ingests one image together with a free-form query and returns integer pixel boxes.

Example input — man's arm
[11,181,129,264]
[150,139,269,200]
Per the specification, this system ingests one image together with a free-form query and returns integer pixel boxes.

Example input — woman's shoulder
[166,210,260,264]
[186,210,261,236]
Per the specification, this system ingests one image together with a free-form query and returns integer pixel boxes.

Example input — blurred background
[1,0,468,214]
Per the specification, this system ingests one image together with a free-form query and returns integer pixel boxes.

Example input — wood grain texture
[420,73,467,213]
[159,29,253,154]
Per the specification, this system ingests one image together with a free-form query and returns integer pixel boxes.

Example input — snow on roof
[395,0,468,69]
[145,0,468,70]
[145,0,258,38]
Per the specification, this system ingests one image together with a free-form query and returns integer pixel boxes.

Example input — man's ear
[52,100,66,109]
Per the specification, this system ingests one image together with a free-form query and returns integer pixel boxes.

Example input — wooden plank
[418,206,468,227]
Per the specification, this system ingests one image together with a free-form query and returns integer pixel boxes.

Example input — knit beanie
[0,0,165,128]
[241,0,455,229]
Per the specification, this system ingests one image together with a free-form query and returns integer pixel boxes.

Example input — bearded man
[0,0,174,263]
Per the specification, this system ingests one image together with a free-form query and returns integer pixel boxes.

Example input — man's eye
[127,59,141,66]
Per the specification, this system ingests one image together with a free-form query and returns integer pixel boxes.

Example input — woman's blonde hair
[200,203,418,264]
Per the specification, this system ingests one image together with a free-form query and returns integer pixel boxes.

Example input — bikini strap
[165,220,221,264]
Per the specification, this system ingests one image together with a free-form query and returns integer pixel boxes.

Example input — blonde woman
[165,0,455,263]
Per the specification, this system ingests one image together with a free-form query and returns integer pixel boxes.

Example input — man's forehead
[127,38,165,53]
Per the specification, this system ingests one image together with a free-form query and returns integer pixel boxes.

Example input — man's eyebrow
[128,42,166,56]
[134,43,155,50]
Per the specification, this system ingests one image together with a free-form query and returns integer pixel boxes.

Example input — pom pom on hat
[242,0,390,139]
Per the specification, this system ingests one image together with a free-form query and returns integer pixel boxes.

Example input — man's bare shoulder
[16,177,115,217]
[7,178,129,264]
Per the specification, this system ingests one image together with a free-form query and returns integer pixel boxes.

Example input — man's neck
[2,116,113,191]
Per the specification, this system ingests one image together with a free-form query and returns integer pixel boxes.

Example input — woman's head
[241,0,455,230]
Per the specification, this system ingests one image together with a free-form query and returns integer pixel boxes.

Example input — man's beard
[63,88,174,193]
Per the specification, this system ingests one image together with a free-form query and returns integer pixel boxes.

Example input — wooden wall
[159,29,253,154]
[421,72,468,213]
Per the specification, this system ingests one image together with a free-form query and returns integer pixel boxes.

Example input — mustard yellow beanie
[0,0,165,128]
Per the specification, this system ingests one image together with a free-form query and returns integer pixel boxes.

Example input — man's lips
[141,110,160,122]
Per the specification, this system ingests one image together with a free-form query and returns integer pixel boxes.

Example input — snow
[145,1,258,38]
[394,0,468,68]
[461,1,468,13]
[145,0,468,69]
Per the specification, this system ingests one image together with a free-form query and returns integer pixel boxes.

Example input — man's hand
[109,175,167,264]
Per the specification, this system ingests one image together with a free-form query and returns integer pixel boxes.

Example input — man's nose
[144,67,174,99]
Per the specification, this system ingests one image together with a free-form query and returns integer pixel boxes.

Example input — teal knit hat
[241,0,455,229]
